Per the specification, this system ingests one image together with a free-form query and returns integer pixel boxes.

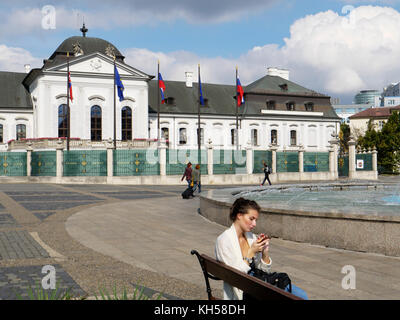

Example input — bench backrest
[191,250,302,300]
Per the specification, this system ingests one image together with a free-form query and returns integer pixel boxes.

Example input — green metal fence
[113,150,160,176]
[338,155,349,177]
[213,150,246,175]
[253,150,272,173]
[276,152,299,173]
[0,152,27,176]
[63,150,107,176]
[31,151,57,176]
[166,149,208,175]
[356,153,373,171]
[303,152,329,172]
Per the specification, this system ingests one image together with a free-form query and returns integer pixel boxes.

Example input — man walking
[261,162,272,186]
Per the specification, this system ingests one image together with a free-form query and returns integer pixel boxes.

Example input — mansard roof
[148,76,339,120]
[0,72,32,110]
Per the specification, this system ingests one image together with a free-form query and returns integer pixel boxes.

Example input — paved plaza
[0,178,399,300]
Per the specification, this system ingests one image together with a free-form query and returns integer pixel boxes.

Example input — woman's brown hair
[229,197,261,221]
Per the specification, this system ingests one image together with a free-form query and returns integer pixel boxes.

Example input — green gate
[63,150,107,176]
[31,151,56,176]
[213,150,246,175]
[338,155,349,177]
[304,152,329,172]
[113,150,160,176]
[253,150,272,173]
[0,152,27,176]
[276,152,299,173]
[166,149,208,175]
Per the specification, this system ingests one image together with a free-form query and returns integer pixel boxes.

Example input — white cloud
[0,44,41,72]
[122,5,400,103]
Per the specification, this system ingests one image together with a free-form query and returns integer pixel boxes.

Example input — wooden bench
[191,250,302,300]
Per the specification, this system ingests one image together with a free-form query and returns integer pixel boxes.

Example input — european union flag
[199,73,205,106]
[115,65,124,102]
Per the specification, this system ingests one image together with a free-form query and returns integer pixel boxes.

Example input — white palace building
[0,28,341,152]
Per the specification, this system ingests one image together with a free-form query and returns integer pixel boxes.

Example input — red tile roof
[349,105,400,119]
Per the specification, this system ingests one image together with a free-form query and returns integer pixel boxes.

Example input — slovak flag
[159,73,166,104]
[236,77,244,107]
[68,72,73,102]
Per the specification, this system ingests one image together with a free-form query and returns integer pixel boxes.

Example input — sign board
[356,159,364,169]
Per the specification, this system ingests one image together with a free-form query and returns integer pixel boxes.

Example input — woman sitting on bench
[215,197,308,300]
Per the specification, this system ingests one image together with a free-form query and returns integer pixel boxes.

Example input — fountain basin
[200,182,400,257]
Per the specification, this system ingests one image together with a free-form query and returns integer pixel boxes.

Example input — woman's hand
[248,237,268,256]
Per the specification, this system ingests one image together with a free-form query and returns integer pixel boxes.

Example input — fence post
[329,134,339,180]
[56,139,64,181]
[158,139,167,176]
[246,142,253,175]
[348,136,356,179]
[372,147,378,179]
[207,139,213,176]
[106,139,114,178]
[298,144,304,174]
[269,144,278,175]
[26,142,32,177]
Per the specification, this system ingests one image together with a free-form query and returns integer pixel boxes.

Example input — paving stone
[0,214,19,227]
[0,265,86,300]
[0,231,49,260]
[32,212,56,221]
[19,201,100,211]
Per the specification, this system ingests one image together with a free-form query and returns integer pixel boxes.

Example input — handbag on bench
[243,260,292,300]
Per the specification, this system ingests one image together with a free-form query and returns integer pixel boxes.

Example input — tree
[357,111,400,173]
[339,122,351,155]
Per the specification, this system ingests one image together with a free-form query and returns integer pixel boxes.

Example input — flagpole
[198,64,201,165]
[236,66,239,151]
[157,61,160,146]
[114,57,117,150]
[67,52,70,151]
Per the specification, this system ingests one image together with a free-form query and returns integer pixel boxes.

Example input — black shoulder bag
[243,260,292,300]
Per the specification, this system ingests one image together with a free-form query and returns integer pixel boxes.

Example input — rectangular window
[305,103,314,111]
[231,129,237,145]
[286,102,295,111]
[16,124,26,141]
[196,128,204,145]
[0,125,3,143]
[251,129,258,146]
[271,130,277,145]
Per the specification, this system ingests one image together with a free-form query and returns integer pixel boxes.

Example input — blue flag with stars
[115,65,124,102]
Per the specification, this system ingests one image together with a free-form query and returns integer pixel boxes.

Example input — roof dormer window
[166,97,175,105]
[279,83,288,91]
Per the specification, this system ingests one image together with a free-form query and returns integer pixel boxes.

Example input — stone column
[269,144,278,175]
[26,142,33,177]
[298,144,304,174]
[348,136,356,179]
[372,147,378,179]
[106,138,114,178]
[246,142,253,175]
[207,139,213,176]
[158,139,167,176]
[329,134,340,180]
[55,139,64,181]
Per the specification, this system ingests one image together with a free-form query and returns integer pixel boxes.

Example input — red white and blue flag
[68,72,73,102]
[159,73,166,104]
[236,77,244,107]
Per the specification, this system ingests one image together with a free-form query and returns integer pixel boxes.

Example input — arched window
[0,124,3,143]
[91,105,102,141]
[121,106,132,141]
[179,128,187,145]
[58,104,69,138]
[266,100,276,110]
[16,124,26,141]
[271,129,277,145]
[251,129,258,146]
[290,130,297,146]
[286,101,296,111]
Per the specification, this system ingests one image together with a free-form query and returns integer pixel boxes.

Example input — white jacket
[215,224,272,300]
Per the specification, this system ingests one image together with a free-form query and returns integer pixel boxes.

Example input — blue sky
[1,0,400,104]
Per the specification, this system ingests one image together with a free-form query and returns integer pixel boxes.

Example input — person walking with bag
[261,162,272,186]
[181,162,192,188]
[192,164,201,194]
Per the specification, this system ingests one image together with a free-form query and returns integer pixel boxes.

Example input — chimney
[267,67,289,80]
[24,64,31,74]
[185,71,193,88]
